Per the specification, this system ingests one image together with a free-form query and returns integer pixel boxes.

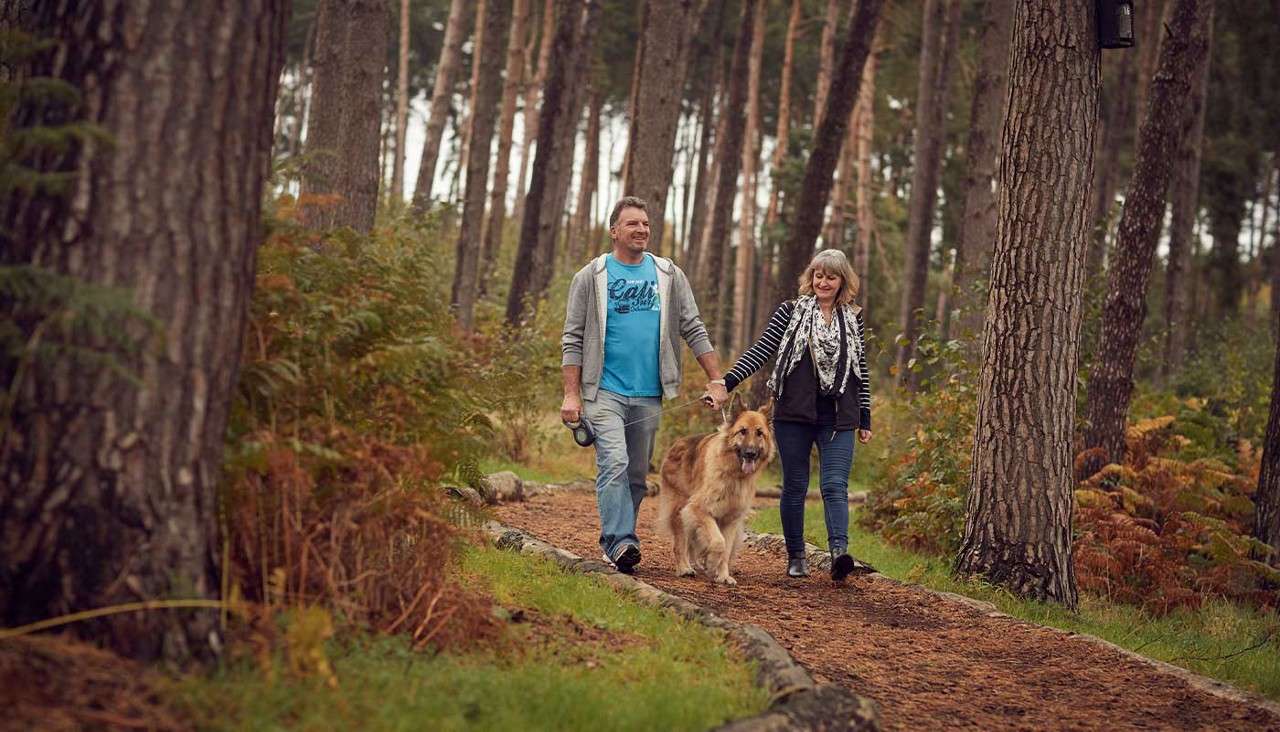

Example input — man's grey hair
[609,196,649,228]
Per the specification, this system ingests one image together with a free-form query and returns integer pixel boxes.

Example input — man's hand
[561,394,583,424]
[857,429,872,444]
[703,380,728,409]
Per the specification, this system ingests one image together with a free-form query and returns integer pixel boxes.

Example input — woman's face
[812,267,843,304]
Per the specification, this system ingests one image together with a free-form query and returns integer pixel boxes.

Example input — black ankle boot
[830,547,855,582]
[786,553,809,578]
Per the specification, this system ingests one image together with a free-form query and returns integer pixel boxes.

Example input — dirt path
[494,490,1280,731]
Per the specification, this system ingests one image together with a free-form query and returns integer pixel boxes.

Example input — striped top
[724,300,872,427]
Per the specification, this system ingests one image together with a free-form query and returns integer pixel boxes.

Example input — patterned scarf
[767,296,865,398]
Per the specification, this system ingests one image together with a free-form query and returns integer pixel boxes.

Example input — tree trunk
[774,0,886,306]
[1132,0,1168,133]
[301,0,388,233]
[764,0,802,232]
[572,86,604,264]
[513,0,556,229]
[853,34,881,313]
[1087,50,1137,280]
[1162,14,1213,379]
[0,0,286,662]
[686,29,725,287]
[1083,0,1214,467]
[702,0,759,327]
[1256,326,1280,568]
[1272,154,1280,335]
[479,0,531,296]
[729,2,765,355]
[505,0,598,326]
[458,0,490,182]
[952,0,1100,610]
[391,0,411,203]
[813,0,839,130]
[895,0,962,386]
[622,0,706,254]
[452,0,512,332]
[951,0,1013,342]
[413,0,468,209]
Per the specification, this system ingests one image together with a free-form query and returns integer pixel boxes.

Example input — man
[561,196,729,574]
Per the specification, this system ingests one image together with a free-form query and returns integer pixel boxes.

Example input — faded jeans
[773,421,856,557]
[584,389,662,559]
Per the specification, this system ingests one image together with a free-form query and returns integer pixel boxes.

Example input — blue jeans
[773,421,855,556]
[583,389,662,559]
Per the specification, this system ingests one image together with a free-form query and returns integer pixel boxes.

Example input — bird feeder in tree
[1098,0,1136,49]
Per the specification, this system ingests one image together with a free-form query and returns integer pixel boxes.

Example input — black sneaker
[612,544,641,574]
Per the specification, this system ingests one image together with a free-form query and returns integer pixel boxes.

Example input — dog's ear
[728,392,746,422]
[756,397,774,420]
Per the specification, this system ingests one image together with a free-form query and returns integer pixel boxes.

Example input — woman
[707,249,872,580]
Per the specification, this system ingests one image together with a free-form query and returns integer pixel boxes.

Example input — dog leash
[564,396,712,447]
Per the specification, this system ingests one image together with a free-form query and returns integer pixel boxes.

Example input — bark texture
[571,87,603,264]
[413,0,468,208]
[513,0,557,228]
[1084,0,1214,466]
[764,0,802,232]
[1257,329,1280,568]
[505,0,598,325]
[813,0,839,130]
[895,0,961,386]
[853,35,881,314]
[452,0,512,331]
[729,1,765,354]
[0,0,286,661]
[952,0,1014,341]
[1162,8,1213,378]
[953,0,1101,610]
[391,0,410,202]
[702,0,758,324]
[1088,47,1137,280]
[480,0,532,292]
[301,0,388,232]
[774,0,885,306]
[622,0,706,253]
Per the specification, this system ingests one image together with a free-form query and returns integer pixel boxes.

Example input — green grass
[171,545,767,731]
[750,503,1280,701]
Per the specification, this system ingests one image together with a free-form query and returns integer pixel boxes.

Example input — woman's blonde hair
[797,248,860,306]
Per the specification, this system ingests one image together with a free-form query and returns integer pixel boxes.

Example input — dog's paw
[676,566,696,577]
[714,575,737,587]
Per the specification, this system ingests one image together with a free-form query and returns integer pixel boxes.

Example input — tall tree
[622,0,706,254]
[774,0,886,304]
[812,0,839,130]
[1257,321,1280,568]
[457,0,489,188]
[853,31,881,313]
[452,0,512,331]
[412,0,469,208]
[952,0,1100,609]
[764,0,802,231]
[895,0,962,385]
[729,1,766,354]
[301,0,388,233]
[1083,0,1215,467]
[513,0,556,228]
[951,0,1014,340]
[701,0,758,323]
[1162,11,1214,378]
[1087,47,1137,279]
[0,0,286,661]
[506,0,598,325]
[390,0,411,202]
[480,0,532,291]
[571,86,604,264]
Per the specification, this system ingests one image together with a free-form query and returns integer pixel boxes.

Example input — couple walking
[559,196,873,580]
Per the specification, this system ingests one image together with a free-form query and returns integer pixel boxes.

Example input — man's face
[610,207,650,255]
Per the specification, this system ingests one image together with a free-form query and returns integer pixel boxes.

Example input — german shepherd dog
[658,398,774,585]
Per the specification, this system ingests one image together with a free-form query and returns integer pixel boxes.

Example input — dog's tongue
[741,457,758,474]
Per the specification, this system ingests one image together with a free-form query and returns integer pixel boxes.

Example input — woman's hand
[857,429,872,444]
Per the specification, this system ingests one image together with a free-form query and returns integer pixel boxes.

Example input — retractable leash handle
[563,417,596,447]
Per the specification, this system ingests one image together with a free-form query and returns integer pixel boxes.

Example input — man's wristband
[709,378,726,386]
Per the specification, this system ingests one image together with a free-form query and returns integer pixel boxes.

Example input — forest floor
[495,489,1280,731]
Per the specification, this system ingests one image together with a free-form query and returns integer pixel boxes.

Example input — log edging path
[481,519,882,731]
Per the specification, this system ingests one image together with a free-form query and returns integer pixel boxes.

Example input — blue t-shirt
[601,254,662,397]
